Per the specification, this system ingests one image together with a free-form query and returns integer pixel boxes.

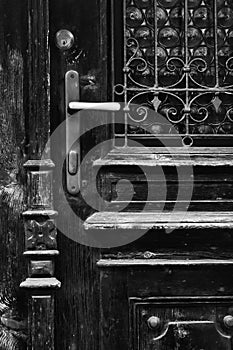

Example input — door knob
[65,70,120,194]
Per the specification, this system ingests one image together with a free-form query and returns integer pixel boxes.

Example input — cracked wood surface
[94,147,233,166]
[0,0,28,348]
[85,211,233,230]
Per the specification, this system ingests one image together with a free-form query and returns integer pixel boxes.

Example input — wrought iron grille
[113,0,233,146]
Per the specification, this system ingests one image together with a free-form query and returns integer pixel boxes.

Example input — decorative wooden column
[20,160,60,349]
[20,0,61,349]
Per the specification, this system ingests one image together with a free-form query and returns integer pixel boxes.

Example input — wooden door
[2,0,233,349]
[49,0,233,349]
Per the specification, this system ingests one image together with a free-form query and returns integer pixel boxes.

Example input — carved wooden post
[20,161,60,349]
[20,0,61,349]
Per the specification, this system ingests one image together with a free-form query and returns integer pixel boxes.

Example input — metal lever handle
[69,101,121,111]
[66,70,120,194]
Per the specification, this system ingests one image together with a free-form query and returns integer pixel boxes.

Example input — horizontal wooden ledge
[108,147,233,154]
[20,277,61,289]
[130,296,233,303]
[84,211,233,230]
[23,250,59,256]
[93,147,233,167]
[23,210,58,217]
[97,259,233,267]
[24,159,55,169]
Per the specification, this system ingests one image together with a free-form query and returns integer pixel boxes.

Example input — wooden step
[84,211,233,230]
[94,147,233,167]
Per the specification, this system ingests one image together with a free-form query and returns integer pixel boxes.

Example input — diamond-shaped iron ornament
[212,95,222,113]
[152,95,161,112]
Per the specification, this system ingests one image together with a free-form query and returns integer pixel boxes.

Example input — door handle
[69,101,121,111]
[65,70,120,194]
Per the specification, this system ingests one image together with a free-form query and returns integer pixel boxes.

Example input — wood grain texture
[97,259,233,267]
[49,0,109,348]
[127,267,233,297]
[100,269,128,350]
[85,211,233,230]
[48,1,233,350]
[94,147,233,166]
[0,0,28,348]
[20,0,60,349]
[26,0,50,159]
[22,161,60,350]
[111,181,233,202]
[107,147,233,154]
[94,155,233,166]
[29,295,54,350]
[99,165,233,211]
[102,224,233,261]
[99,267,233,349]
[130,297,233,350]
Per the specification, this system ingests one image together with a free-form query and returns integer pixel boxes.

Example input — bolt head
[224,315,233,328]
[147,316,160,329]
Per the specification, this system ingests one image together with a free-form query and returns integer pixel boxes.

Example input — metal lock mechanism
[65,70,121,194]
[56,29,74,50]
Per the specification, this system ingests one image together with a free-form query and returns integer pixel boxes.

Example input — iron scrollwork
[114,0,233,145]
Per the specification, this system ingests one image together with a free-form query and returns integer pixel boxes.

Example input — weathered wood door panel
[2,0,233,348]
[100,266,233,350]
[131,299,233,350]
[49,0,233,349]
[0,0,35,348]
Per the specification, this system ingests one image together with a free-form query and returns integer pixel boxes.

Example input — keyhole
[62,40,67,46]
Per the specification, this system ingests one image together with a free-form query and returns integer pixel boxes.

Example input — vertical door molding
[20,1,61,349]
[20,160,60,349]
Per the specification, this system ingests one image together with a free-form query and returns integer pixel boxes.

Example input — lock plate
[65,70,80,194]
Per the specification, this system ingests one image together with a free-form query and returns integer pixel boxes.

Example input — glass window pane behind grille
[113,0,233,146]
